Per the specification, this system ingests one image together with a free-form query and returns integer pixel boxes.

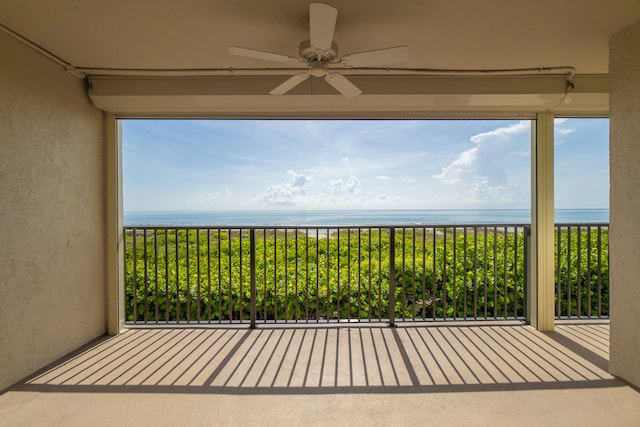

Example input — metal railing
[555,223,609,318]
[124,224,530,326]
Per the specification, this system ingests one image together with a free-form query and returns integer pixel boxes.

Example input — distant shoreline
[124,208,610,227]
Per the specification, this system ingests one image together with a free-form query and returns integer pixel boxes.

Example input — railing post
[388,227,396,327]
[524,225,530,322]
[249,228,257,329]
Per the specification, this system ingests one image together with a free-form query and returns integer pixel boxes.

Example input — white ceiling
[2,0,639,72]
[2,0,639,115]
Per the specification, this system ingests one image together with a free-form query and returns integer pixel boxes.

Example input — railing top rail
[123,223,533,230]
[555,222,609,227]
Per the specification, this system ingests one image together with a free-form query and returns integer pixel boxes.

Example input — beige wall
[0,32,105,390]
[609,20,640,388]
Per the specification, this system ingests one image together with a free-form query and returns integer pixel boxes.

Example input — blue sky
[122,118,609,211]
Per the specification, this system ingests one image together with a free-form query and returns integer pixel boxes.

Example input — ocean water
[124,209,609,226]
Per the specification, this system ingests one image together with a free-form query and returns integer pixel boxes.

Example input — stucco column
[609,20,640,388]
[529,113,555,331]
[106,114,125,335]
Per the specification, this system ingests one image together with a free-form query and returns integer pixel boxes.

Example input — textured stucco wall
[609,21,640,388]
[0,32,105,390]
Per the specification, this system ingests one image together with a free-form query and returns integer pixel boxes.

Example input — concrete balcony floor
[1,320,639,426]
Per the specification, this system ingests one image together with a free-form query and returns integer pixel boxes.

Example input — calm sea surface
[124,209,609,226]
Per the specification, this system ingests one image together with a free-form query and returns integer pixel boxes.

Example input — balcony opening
[553,118,610,319]
[120,118,608,326]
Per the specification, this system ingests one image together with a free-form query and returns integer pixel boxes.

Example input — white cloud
[331,179,343,195]
[375,175,418,184]
[433,121,530,205]
[330,176,360,196]
[259,183,306,205]
[554,119,577,144]
[255,170,313,206]
[556,128,576,136]
[433,147,477,184]
[187,188,232,207]
[287,169,312,187]
[344,176,360,194]
[470,176,514,202]
[209,188,231,201]
[469,120,530,144]
[323,174,397,207]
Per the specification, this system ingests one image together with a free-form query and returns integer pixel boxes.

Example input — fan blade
[341,45,409,67]
[325,73,362,98]
[309,3,338,51]
[228,46,299,64]
[270,73,310,95]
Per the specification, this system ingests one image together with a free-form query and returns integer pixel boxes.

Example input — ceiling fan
[228,2,409,98]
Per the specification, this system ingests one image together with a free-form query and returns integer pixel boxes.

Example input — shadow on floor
[7,321,623,396]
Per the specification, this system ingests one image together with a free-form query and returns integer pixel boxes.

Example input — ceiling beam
[88,74,608,117]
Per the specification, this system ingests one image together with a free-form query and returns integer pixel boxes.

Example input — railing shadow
[542,321,610,372]
[8,323,622,396]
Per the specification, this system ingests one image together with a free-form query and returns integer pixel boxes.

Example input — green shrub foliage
[555,226,609,317]
[124,225,608,323]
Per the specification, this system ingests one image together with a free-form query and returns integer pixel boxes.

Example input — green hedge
[124,226,607,323]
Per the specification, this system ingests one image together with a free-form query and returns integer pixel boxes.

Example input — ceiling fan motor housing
[299,39,338,63]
